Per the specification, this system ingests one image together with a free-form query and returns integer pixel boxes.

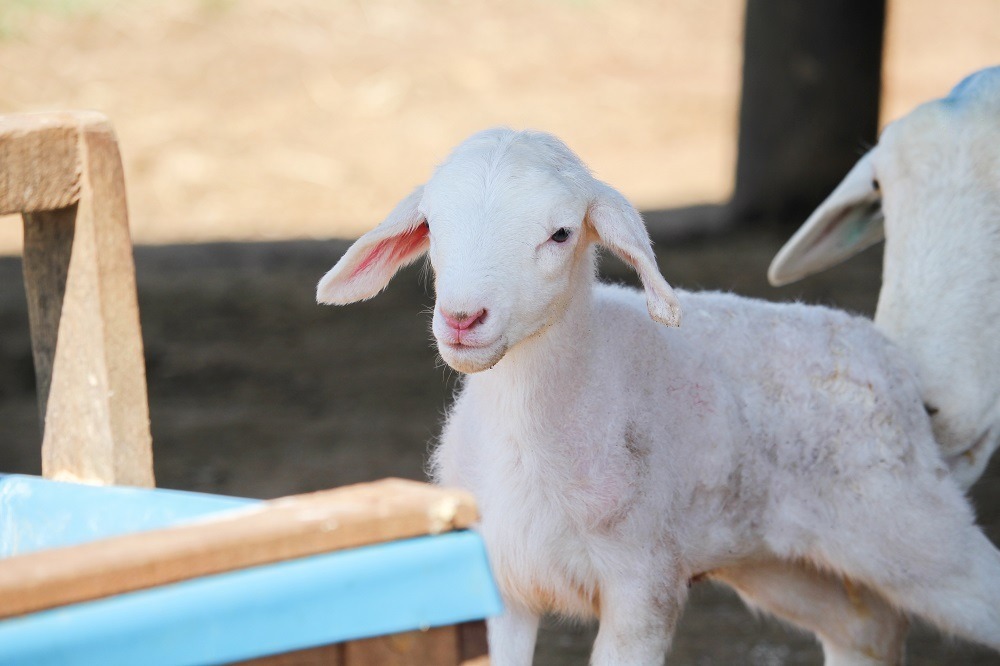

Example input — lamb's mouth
[440,338,509,373]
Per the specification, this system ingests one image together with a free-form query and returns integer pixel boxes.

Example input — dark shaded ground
[0,220,997,665]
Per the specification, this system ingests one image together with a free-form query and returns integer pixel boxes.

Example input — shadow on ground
[0,212,997,665]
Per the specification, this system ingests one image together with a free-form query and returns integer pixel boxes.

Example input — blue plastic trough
[0,475,501,666]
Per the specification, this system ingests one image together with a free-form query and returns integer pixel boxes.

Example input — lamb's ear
[768,150,884,287]
[317,186,429,304]
[587,181,681,327]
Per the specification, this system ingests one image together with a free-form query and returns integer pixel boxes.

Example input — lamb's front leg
[488,603,540,666]
[591,574,686,666]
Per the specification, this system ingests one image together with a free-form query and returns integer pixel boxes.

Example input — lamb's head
[317,128,680,373]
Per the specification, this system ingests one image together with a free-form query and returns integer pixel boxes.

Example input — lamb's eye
[550,228,571,243]
[872,179,880,191]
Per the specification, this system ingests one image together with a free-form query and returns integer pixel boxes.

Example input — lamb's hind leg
[714,561,907,666]
[843,527,1000,652]
[816,473,1000,653]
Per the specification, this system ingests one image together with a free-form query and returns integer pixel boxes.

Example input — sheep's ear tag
[768,151,884,287]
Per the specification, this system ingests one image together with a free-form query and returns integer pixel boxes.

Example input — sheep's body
[436,284,938,601]
[434,281,998,663]
[317,127,1000,664]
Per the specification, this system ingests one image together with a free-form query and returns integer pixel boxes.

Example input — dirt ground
[2,2,1000,664]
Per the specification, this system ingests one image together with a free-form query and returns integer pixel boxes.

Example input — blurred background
[1,0,998,251]
[2,1,999,663]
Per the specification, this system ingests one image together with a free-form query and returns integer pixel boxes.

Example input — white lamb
[317,128,1000,665]
[769,66,1000,491]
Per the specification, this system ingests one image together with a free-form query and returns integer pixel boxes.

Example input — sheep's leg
[714,561,907,665]
[843,528,1000,652]
[590,574,685,666]
[487,604,539,666]
[814,475,1000,652]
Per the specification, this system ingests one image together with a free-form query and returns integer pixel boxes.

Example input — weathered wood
[21,207,76,424]
[0,112,86,215]
[460,658,489,666]
[237,643,344,665]
[1,111,153,486]
[0,478,477,619]
[458,620,489,664]
[344,626,460,666]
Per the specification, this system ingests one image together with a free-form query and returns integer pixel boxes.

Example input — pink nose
[442,308,487,332]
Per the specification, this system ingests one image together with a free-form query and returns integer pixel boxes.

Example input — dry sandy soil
[2,2,1000,664]
[1,0,999,250]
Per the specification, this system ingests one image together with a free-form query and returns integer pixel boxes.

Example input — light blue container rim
[0,475,502,665]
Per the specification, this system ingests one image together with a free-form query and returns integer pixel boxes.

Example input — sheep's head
[768,65,1000,287]
[317,128,680,373]
[767,66,1000,457]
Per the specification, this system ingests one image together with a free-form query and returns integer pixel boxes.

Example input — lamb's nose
[442,308,487,332]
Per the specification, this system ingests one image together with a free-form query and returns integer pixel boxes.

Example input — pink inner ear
[349,222,429,280]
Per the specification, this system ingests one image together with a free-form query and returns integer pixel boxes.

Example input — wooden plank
[344,626,459,666]
[4,111,153,487]
[21,207,76,425]
[236,643,344,666]
[458,620,489,665]
[0,479,477,619]
[461,658,489,666]
[0,112,89,215]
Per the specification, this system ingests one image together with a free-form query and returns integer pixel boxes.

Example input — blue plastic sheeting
[0,474,256,557]
[0,531,502,666]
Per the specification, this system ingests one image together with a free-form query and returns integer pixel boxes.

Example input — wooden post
[0,112,154,487]
[730,0,886,226]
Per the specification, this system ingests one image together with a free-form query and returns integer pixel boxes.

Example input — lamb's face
[317,128,680,375]
[420,142,592,373]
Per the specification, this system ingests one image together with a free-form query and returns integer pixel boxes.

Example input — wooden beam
[344,625,460,666]
[238,621,488,666]
[0,112,85,215]
[21,207,75,424]
[0,478,477,619]
[1,111,153,486]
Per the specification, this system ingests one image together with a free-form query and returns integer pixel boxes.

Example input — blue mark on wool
[946,66,1000,106]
